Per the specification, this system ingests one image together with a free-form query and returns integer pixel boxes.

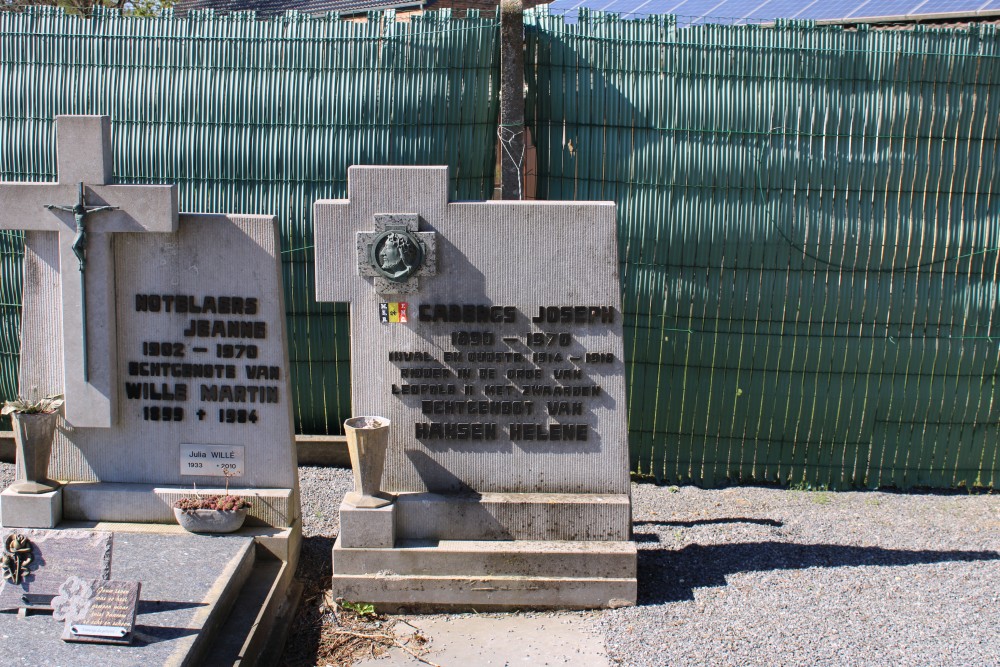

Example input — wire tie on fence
[281,244,315,254]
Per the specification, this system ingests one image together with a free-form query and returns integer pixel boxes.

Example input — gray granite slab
[0,529,112,611]
[0,531,254,666]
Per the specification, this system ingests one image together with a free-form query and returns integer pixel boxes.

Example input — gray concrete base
[0,485,63,528]
[331,535,637,611]
[340,499,396,548]
[354,614,612,667]
[395,491,632,541]
[61,481,295,527]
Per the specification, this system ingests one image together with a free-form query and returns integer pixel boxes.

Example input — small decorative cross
[357,214,437,294]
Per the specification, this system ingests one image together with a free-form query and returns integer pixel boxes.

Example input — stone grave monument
[315,165,637,610]
[0,116,300,662]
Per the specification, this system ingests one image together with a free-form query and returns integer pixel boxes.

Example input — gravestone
[0,114,299,663]
[0,115,299,537]
[314,166,636,610]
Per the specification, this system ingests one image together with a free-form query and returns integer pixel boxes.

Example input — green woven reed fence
[526,12,1000,489]
[0,7,500,434]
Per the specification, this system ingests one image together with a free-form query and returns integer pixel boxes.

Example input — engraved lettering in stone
[199,384,280,403]
[391,384,457,395]
[400,368,452,379]
[509,423,589,441]
[182,319,266,339]
[520,385,602,397]
[418,304,517,323]
[546,401,584,416]
[414,422,498,440]
[531,305,615,324]
[135,295,257,315]
[389,351,435,362]
[244,365,280,380]
[127,362,236,379]
[123,382,188,401]
[420,400,535,415]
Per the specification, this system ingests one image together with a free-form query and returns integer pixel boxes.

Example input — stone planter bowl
[173,508,248,534]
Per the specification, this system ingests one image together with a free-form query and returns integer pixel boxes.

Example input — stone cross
[0,116,177,428]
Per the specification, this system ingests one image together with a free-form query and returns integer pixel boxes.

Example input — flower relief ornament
[1,533,34,585]
[52,576,95,624]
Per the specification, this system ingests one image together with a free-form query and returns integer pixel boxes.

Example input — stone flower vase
[10,412,59,494]
[343,416,394,508]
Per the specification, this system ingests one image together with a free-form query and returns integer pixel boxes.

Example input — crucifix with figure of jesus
[0,116,177,428]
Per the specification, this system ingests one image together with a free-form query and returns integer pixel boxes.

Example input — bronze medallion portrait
[368,227,426,282]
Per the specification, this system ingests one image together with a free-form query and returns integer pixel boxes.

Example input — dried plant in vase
[2,393,64,494]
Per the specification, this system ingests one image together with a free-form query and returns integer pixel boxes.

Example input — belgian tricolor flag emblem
[379,302,408,324]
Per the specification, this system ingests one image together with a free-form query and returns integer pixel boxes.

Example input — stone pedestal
[339,500,396,548]
[1,486,63,528]
[333,491,636,611]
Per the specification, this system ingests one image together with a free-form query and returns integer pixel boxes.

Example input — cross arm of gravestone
[0,116,178,428]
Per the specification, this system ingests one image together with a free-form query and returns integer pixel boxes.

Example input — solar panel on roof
[751,0,809,17]
[914,0,991,12]
[848,0,911,18]
[538,0,997,22]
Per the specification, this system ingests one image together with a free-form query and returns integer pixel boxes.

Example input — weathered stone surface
[394,491,631,541]
[332,537,637,579]
[338,500,396,548]
[0,487,63,529]
[331,571,637,613]
[59,482,296,528]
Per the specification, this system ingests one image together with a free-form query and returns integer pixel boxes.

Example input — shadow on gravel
[637,542,1000,605]
[280,535,336,667]
[635,518,783,528]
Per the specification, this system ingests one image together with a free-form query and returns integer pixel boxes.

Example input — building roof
[172,0,427,17]
[540,0,1000,27]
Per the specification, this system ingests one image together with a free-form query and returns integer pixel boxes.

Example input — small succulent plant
[173,494,250,511]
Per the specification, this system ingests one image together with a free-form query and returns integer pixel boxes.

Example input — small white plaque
[180,444,245,477]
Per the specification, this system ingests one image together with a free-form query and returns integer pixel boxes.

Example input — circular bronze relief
[369,229,425,282]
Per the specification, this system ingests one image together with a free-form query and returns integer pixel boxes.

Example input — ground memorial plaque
[315,166,637,610]
[0,529,112,611]
[1,115,299,533]
[52,577,141,644]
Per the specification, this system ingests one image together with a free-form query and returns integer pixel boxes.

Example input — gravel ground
[294,467,1000,667]
[4,462,998,666]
